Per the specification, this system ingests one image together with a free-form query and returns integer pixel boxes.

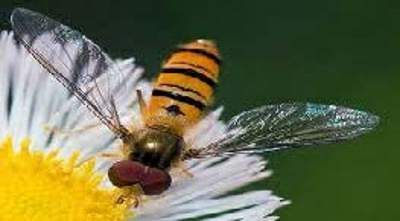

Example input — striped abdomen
[145,39,221,135]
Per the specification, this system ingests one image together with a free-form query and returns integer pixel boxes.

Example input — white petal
[184,107,226,148]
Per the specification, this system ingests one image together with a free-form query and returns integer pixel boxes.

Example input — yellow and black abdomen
[145,39,221,135]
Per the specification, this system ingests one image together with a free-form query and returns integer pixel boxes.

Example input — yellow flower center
[0,136,133,221]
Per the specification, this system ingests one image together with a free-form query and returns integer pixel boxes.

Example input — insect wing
[187,103,379,158]
[10,7,130,137]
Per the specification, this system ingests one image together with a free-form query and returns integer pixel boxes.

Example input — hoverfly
[10,8,379,198]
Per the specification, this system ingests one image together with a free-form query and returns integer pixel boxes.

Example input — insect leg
[42,122,103,137]
[115,185,144,208]
[170,160,193,179]
[76,151,123,167]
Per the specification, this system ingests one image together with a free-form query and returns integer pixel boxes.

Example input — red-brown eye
[108,160,172,195]
[139,167,171,195]
[108,160,146,187]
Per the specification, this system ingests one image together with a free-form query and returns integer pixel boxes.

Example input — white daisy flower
[0,30,288,221]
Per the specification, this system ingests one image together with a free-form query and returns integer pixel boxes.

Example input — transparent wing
[10,7,130,138]
[185,103,379,158]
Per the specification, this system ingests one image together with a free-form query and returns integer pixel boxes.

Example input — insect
[11,8,379,198]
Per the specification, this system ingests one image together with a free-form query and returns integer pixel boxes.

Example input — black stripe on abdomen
[158,83,207,100]
[161,68,217,89]
[174,48,222,65]
[152,89,206,111]
[169,61,212,74]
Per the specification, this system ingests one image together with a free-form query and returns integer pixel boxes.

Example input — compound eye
[108,160,146,187]
[139,167,171,195]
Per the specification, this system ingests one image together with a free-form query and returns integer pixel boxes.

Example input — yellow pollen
[0,136,134,221]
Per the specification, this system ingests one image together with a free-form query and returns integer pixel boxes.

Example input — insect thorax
[127,127,184,169]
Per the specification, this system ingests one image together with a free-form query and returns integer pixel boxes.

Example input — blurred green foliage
[1,0,398,220]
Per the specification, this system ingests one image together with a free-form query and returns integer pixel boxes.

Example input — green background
[1,0,398,220]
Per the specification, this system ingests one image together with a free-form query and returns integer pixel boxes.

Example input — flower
[0,31,288,220]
